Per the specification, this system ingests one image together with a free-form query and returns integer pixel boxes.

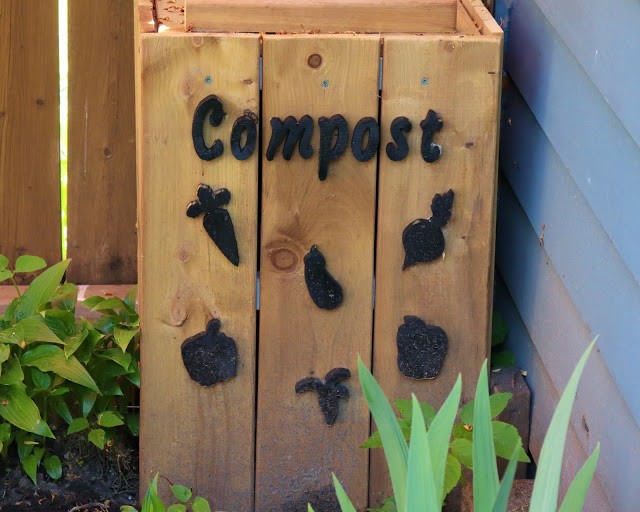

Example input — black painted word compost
[186,184,240,266]
[396,316,448,379]
[181,319,238,387]
[192,96,444,179]
[402,189,454,270]
[295,368,351,425]
[304,245,344,310]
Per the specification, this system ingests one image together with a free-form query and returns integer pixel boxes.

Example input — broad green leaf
[88,428,106,449]
[443,453,462,500]
[192,497,211,512]
[427,376,461,505]
[167,505,186,512]
[83,296,105,309]
[493,440,522,512]
[21,345,99,392]
[491,311,508,346]
[406,395,438,512]
[91,297,128,312]
[97,410,124,428]
[14,256,47,273]
[42,314,68,339]
[369,497,397,512]
[0,255,8,271]
[79,389,97,416]
[125,360,140,387]
[22,453,38,484]
[124,286,138,311]
[30,367,52,389]
[461,392,512,425]
[360,430,383,449]
[395,398,436,427]
[558,444,600,512]
[492,421,530,462]
[171,484,192,503]
[121,507,139,512]
[0,325,24,346]
[332,473,356,512]
[43,455,62,480]
[67,417,89,434]
[64,329,89,359]
[450,438,473,468]
[529,341,595,512]
[0,422,11,441]
[93,315,118,335]
[14,260,70,320]
[142,473,166,512]
[127,413,140,436]
[0,356,24,384]
[114,326,137,352]
[358,357,408,511]
[50,282,78,311]
[491,351,516,368]
[308,505,315,512]
[0,269,13,282]
[0,384,53,437]
[99,347,132,369]
[51,398,73,425]
[0,344,10,365]
[49,386,70,397]
[472,360,499,512]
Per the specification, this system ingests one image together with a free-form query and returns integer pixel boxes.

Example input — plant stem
[10,277,21,298]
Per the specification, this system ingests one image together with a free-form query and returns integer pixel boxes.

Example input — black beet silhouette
[186,184,239,266]
[181,319,238,387]
[402,189,454,270]
[295,368,351,425]
[304,245,343,310]
[397,316,448,379]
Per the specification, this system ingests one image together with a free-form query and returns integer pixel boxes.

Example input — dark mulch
[1,431,138,512]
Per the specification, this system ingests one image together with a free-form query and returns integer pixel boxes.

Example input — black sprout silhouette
[304,245,344,310]
[402,189,454,270]
[186,184,239,266]
[181,319,238,387]
[396,315,448,379]
[295,368,351,425]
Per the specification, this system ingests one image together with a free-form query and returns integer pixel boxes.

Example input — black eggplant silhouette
[396,315,448,379]
[295,368,351,425]
[186,184,239,266]
[304,245,343,310]
[181,319,238,387]
[402,189,454,270]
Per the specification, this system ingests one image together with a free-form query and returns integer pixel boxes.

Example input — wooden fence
[0,0,137,284]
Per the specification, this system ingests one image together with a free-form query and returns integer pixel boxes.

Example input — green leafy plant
[315,342,599,512]
[362,386,529,509]
[122,473,212,512]
[491,311,515,367]
[0,255,140,483]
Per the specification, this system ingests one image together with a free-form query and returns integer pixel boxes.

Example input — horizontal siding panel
[501,84,640,424]
[496,0,640,286]
[496,182,640,512]
[530,0,640,148]
[493,276,611,512]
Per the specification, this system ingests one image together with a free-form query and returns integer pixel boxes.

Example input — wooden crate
[136,1,502,510]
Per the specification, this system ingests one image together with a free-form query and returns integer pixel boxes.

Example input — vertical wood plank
[370,33,502,506]
[256,35,379,512]
[0,1,60,277]
[138,34,259,509]
[67,0,137,284]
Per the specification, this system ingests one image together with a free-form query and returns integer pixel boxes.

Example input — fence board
[138,33,260,508]
[370,33,502,506]
[67,0,137,284]
[0,0,61,278]
[255,35,379,512]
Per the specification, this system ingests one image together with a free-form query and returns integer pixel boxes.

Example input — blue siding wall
[493,0,640,510]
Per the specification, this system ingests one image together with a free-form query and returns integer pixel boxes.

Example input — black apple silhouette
[396,315,448,379]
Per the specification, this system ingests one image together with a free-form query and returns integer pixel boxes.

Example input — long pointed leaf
[473,360,499,512]
[358,357,408,511]
[492,440,522,512]
[332,474,357,512]
[558,444,600,512]
[406,395,438,512]
[427,375,461,504]
[14,260,70,320]
[529,341,595,512]
[0,384,54,438]
[21,345,99,392]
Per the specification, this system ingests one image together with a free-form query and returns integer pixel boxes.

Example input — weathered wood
[67,0,137,284]
[138,0,156,33]
[255,34,379,512]
[0,1,61,278]
[370,32,502,506]
[156,0,186,31]
[460,0,502,35]
[186,0,457,33]
[138,33,259,508]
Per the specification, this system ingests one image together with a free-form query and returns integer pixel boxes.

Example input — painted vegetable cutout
[396,315,448,379]
[186,183,240,266]
[402,189,454,270]
[295,368,351,425]
[304,245,344,310]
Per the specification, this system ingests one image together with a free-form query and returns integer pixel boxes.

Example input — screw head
[421,77,429,86]
[322,80,329,88]
[204,75,213,84]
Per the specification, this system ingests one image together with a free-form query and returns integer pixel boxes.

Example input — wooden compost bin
[135,1,503,510]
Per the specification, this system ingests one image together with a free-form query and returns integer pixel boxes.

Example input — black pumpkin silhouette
[304,245,344,310]
[402,189,454,270]
[181,319,238,387]
[396,315,448,379]
[295,368,351,425]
